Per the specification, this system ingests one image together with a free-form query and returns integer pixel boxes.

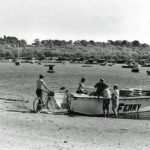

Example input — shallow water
[0,62,150,119]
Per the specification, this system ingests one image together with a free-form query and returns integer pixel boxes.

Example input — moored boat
[46,64,55,73]
[122,65,133,68]
[146,71,150,75]
[38,61,43,65]
[131,63,139,73]
[15,59,21,65]
[131,68,139,73]
[100,62,107,66]
[141,63,150,67]
[81,65,92,67]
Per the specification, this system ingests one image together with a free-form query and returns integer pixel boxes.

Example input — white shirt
[77,82,84,91]
[103,88,111,99]
[112,89,119,98]
[37,79,46,89]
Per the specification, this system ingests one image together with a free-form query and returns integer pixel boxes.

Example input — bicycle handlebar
[42,90,50,93]
[43,90,55,96]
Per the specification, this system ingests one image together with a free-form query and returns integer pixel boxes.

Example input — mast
[17,42,19,59]
[15,42,20,65]
[4,49,5,60]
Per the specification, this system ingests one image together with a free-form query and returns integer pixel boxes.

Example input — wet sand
[0,96,150,150]
[1,63,150,149]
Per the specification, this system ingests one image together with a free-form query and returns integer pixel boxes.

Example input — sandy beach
[0,63,150,150]
[0,95,150,150]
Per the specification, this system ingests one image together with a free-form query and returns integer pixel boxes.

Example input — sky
[0,0,150,44]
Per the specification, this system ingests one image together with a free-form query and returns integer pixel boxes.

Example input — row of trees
[0,35,149,48]
[0,35,150,62]
[107,40,149,48]
[1,46,150,62]
[0,36,27,47]
[32,39,149,48]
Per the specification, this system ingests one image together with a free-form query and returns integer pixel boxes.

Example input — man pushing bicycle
[36,74,49,109]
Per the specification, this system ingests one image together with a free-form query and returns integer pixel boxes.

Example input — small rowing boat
[146,71,150,75]
[81,65,92,67]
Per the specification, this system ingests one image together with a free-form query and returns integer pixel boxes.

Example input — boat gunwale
[71,93,150,101]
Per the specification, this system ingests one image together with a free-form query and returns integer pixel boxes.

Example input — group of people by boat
[76,77,120,118]
[35,73,120,118]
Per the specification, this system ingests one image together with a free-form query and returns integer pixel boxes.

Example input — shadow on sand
[6,108,150,120]
[7,109,34,113]
[6,109,70,115]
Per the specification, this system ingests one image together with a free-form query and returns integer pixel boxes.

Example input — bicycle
[33,90,60,113]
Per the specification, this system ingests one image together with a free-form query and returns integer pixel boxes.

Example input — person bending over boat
[103,84,111,117]
[76,77,88,94]
[94,78,106,98]
[112,84,119,118]
[36,74,49,107]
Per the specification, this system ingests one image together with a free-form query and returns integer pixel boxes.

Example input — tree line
[0,35,150,62]
[33,39,149,48]
[0,36,27,47]
[0,35,149,48]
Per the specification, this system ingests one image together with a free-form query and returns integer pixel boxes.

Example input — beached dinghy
[131,63,139,73]
[69,93,150,115]
[146,71,150,75]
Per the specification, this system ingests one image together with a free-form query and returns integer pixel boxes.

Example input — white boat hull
[69,93,150,115]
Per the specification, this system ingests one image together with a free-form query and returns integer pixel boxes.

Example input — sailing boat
[30,49,35,64]
[15,44,21,65]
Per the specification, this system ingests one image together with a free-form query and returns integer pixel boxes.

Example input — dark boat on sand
[146,71,150,75]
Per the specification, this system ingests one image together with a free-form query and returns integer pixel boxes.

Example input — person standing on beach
[36,74,49,105]
[94,78,106,98]
[112,84,120,118]
[76,77,88,94]
[103,84,111,117]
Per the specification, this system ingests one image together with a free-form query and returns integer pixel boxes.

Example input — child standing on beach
[112,84,119,118]
[103,84,111,117]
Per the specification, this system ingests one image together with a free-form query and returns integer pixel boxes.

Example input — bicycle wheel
[33,97,41,113]
[46,98,56,112]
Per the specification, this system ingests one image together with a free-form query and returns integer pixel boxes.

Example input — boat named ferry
[68,93,150,115]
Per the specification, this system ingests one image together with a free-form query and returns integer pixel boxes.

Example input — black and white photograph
[0,0,150,149]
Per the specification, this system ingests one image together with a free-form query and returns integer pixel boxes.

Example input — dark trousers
[36,89,43,104]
